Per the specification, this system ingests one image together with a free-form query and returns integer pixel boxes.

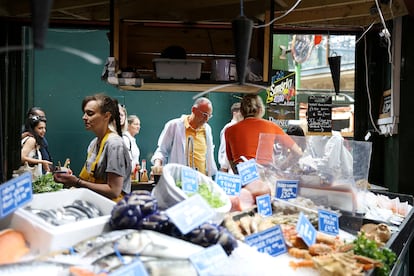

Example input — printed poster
[266,71,296,129]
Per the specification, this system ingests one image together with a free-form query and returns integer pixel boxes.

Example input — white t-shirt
[218,119,238,173]
[122,131,140,172]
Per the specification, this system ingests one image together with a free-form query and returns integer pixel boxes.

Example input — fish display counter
[0,185,413,275]
[1,156,414,275]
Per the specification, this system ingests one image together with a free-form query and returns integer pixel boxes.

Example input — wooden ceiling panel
[0,0,409,28]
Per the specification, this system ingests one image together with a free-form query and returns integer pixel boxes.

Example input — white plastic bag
[152,163,231,224]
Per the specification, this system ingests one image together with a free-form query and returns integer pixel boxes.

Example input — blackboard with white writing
[307,95,332,133]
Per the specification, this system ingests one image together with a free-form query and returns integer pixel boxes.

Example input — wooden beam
[263,10,271,83]
[119,83,267,93]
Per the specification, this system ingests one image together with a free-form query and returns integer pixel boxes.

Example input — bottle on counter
[131,163,140,181]
[140,159,149,182]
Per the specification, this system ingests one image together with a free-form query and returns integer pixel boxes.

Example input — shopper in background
[218,102,243,173]
[21,115,53,176]
[119,104,128,133]
[54,94,131,201]
[225,94,302,173]
[151,97,217,177]
[123,115,141,172]
[286,124,306,152]
[22,107,53,172]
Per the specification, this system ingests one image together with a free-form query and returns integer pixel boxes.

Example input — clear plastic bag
[255,132,372,212]
[151,163,231,224]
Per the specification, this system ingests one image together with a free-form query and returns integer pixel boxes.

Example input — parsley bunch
[353,232,397,276]
[32,173,64,193]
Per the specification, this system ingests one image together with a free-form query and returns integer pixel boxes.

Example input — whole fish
[93,254,139,273]
[49,229,205,268]
[73,229,136,257]
[116,229,205,259]
[0,261,71,276]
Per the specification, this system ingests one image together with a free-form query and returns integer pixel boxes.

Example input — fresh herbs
[175,180,225,208]
[353,232,397,276]
[32,173,64,193]
[195,182,225,208]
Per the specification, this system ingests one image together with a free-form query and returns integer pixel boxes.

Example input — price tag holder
[1,172,32,218]
[109,258,149,276]
[215,172,241,196]
[296,212,317,247]
[318,209,339,236]
[165,193,215,235]
[275,180,298,200]
[181,167,198,193]
[256,194,272,217]
[245,225,287,257]
[189,244,229,276]
[237,159,260,186]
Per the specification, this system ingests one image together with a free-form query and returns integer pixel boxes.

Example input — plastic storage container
[5,188,115,255]
[153,58,204,80]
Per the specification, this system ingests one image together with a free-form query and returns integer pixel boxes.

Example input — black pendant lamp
[232,0,253,85]
[328,55,341,94]
[31,0,54,49]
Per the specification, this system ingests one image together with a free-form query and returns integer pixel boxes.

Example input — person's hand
[41,160,53,172]
[152,159,163,174]
[53,172,78,188]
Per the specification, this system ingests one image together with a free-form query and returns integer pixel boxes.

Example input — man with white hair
[151,97,217,177]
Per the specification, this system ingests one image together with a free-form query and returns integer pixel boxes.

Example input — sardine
[93,254,138,273]
[116,229,205,259]
[0,261,71,276]
[73,229,137,257]
[49,229,205,269]
[143,258,198,276]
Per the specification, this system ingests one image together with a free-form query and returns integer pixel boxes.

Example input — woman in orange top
[225,94,302,173]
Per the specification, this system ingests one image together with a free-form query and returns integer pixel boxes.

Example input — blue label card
[237,159,260,186]
[318,209,339,236]
[189,244,229,276]
[0,172,32,218]
[244,225,287,257]
[275,180,298,200]
[296,212,317,247]
[256,194,272,217]
[165,193,215,234]
[181,167,198,193]
[109,258,148,276]
[215,172,242,196]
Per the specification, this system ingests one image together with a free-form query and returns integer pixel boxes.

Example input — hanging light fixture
[232,0,253,85]
[328,53,341,95]
[31,0,54,49]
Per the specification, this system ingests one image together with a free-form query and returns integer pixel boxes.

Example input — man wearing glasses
[151,97,217,177]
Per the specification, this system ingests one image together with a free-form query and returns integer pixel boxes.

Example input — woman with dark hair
[54,94,131,201]
[21,115,53,176]
[22,107,53,171]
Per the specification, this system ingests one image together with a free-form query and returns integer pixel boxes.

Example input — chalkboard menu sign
[307,95,332,133]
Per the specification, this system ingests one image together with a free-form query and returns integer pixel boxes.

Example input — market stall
[1,134,413,275]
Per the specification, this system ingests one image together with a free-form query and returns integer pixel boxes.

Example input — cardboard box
[153,58,204,80]
[6,188,115,255]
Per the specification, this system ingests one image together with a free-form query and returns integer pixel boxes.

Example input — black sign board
[307,95,332,133]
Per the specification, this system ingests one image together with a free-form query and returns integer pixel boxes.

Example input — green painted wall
[34,28,242,174]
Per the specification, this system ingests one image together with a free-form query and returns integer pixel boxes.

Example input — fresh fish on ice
[73,229,136,257]
[0,261,71,276]
[48,229,204,266]
[116,229,205,259]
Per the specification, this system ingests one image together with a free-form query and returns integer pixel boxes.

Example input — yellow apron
[79,132,124,202]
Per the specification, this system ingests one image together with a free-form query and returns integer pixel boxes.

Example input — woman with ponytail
[54,94,131,201]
